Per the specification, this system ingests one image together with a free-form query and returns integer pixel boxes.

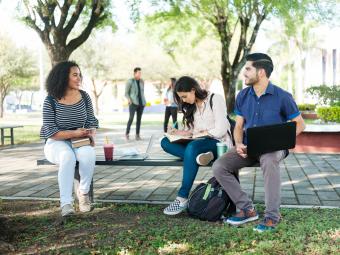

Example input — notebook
[119,135,154,161]
[246,122,296,157]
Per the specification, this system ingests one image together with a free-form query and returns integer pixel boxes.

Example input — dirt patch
[0,200,148,254]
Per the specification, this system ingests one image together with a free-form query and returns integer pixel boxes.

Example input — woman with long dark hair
[161,76,232,215]
[40,61,98,217]
[163,77,178,132]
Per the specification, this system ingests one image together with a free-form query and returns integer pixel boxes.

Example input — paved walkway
[1,127,340,207]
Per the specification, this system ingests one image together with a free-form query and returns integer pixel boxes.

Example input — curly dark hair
[46,61,81,99]
[174,76,208,129]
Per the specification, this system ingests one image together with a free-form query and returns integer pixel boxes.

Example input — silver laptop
[119,135,154,160]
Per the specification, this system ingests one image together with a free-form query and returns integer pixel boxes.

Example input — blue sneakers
[253,217,278,232]
[224,207,259,226]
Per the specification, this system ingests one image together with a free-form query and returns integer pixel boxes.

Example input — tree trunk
[91,78,99,116]
[0,97,4,118]
[47,46,71,67]
[0,83,9,118]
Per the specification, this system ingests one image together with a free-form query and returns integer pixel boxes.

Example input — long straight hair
[174,76,208,129]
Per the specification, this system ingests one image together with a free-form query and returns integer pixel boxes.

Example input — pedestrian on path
[212,53,306,232]
[163,77,178,133]
[125,67,146,141]
[161,76,233,216]
[40,61,98,217]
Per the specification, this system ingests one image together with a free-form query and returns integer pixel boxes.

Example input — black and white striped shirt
[40,90,99,139]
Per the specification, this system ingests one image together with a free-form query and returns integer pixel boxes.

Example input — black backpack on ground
[187,177,237,222]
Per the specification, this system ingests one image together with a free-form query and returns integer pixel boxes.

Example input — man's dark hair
[134,67,141,73]
[46,61,81,100]
[246,53,274,78]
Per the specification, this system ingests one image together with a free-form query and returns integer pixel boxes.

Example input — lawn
[0,112,167,146]
[0,200,339,254]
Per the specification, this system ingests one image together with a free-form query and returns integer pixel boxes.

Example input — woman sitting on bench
[161,76,233,215]
[40,61,98,217]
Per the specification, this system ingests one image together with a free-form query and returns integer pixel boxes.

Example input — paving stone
[321,200,340,207]
[33,189,58,197]
[309,178,331,186]
[281,198,298,205]
[12,189,39,197]
[317,191,339,201]
[313,185,334,192]
[294,187,315,195]
[281,191,295,197]
[147,194,169,201]
[297,195,321,205]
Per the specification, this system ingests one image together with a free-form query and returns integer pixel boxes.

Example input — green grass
[1,200,339,254]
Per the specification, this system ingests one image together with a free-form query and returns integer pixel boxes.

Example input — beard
[244,73,259,86]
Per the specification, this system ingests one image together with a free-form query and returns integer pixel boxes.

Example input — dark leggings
[163,106,178,132]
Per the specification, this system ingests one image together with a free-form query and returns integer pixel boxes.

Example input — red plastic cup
[104,144,114,161]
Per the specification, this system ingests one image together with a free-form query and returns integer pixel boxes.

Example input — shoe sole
[253,227,275,233]
[196,152,214,166]
[163,208,186,216]
[61,211,75,217]
[226,215,259,226]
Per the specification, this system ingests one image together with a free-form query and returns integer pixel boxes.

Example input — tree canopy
[21,0,116,66]
[0,34,37,117]
[142,0,337,112]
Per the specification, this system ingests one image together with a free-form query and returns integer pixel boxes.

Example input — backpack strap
[46,95,56,113]
[79,90,89,113]
[209,93,215,110]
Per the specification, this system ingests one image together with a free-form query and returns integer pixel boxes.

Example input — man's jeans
[161,137,219,198]
[212,148,285,222]
[126,104,144,135]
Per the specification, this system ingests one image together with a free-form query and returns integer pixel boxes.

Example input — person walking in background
[40,61,98,217]
[125,67,146,141]
[161,76,233,215]
[212,53,305,232]
[163,77,178,133]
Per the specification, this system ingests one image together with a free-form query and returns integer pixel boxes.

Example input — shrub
[298,104,316,111]
[317,106,340,123]
[307,85,340,106]
[331,101,340,107]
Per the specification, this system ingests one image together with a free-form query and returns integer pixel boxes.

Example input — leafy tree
[21,0,116,66]
[0,35,37,117]
[73,34,113,115]
[307,85,340,106]
[143,0,335,113]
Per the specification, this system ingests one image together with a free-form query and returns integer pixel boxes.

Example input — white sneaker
[196,151,214,166]
[78,191,92,213]
[61,204,75,217]
[163,198,188,215]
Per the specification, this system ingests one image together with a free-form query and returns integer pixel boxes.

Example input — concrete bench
[37,156,192,203]
[0,125,23,146]
[37,155,258,203]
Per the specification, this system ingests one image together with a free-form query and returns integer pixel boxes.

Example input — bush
[331,101,340,107]
[317,106,340,123]
[307,85,340,106]
[298,104,316,111]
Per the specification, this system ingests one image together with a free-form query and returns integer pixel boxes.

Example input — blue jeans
[161,137,219,198]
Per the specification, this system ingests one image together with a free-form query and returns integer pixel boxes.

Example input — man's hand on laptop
[236,143,248,158]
